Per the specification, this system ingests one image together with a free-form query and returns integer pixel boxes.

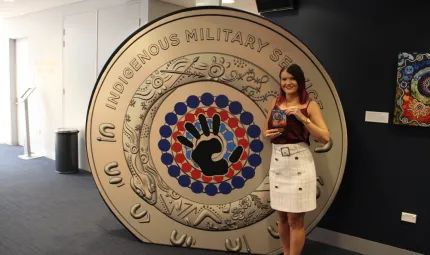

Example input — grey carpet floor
[0,144,361,255]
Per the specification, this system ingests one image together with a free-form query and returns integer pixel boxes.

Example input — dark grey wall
[264,0,430,254]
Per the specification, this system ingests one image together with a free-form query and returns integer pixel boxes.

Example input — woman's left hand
[285,106,305,121]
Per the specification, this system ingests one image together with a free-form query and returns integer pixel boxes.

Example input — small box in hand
[272,109,287,132]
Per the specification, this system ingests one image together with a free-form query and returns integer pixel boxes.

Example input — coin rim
[85,5,348,253]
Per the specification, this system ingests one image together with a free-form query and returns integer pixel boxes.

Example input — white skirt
[269,142,317,213]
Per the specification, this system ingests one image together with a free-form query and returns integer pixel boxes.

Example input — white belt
[272,143,309,157]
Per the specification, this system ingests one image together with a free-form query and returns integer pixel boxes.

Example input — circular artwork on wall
[394,52,430,126]
[86,6,347,254]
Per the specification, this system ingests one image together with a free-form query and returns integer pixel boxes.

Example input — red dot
[185,113,195,123]
[172,143,182,152]
[172,131,182,140]
[219,111,229,121]
[241,151,248,160]
[228,118,238,128]
[235,128,246,137]
[226,169,235,178]
[202,176,213,183]
[191,169,201,179]
[182,163,192,172]
[238,139,249,149]
[194,108,205,116]
[175,154,185,163]
[177,121,185,131]
[207,107,217,117]
[214,176,224,183]
[233,162,242,171]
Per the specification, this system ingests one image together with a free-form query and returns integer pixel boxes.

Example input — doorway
[10,38,31,146]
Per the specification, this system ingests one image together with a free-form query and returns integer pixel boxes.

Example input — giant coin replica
[86,7,347,254]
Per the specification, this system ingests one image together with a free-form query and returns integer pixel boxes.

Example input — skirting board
[307,227,423,255]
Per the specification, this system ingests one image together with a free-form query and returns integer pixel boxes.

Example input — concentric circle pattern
[158,93,262,196]
[86,7,347,255]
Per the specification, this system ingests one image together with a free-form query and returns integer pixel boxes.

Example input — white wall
[0,19,15,146]
[0,18,8,144]
[0,0,184,170]
[148,0,183,22]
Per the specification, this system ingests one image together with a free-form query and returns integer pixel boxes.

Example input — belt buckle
[281,147,290,157]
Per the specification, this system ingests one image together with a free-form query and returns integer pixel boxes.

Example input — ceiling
[0,0,85,19]
[0,0,258,19]
[160,0,258,13]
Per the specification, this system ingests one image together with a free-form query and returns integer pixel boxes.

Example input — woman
[263,64,330,255]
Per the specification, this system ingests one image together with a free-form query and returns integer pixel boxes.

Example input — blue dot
[240,112,254,125]
[158,139,170,151]
[220,123,226,133]
[191,182,204,193]
[248,154,262,167]
[187,95,200,108]
[242,167,255,179]
[178,175,191,187]
[215,95,229,108]
[174,102,187,115]
[205,184,218,196]
[232,176,245,189]
[159,125,172,138]
[247,125,261,138]
[224,152,231,160]
[195,122,201,131]
[186,150,192,160]
[207,119,213,129]
[168,165,180,177]
[165,113,177,125]
[201,93,214,106]
[161,153,173,165]
[219,182,232,194]
[250,140,263,152]
[227,142,236,151]
[229,101,242,115]
[224,131,234,141]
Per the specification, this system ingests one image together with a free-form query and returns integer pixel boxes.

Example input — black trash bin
[55,128,79,174]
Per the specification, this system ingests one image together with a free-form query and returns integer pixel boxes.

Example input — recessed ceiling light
[222,0,235,3]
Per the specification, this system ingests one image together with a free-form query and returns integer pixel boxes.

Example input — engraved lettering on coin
[225,237,242,252]
[104,161,124,187]
[97,123,116,142]
[170,230,196,247]
[130,203,150,223]
[86,7,347,255]
[242,235,251,253]
[268,221,280,239]
[317,176,325,199]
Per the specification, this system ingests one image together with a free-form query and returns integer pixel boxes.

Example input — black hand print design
[177,113,243,177]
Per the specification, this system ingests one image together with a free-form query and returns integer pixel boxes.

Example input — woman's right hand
[264,129,282,139]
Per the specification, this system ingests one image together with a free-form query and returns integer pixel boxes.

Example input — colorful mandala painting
[394,52,430,127]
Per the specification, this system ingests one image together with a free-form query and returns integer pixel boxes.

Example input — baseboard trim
[307,227,423,255]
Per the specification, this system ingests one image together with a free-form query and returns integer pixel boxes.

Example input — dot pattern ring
[158,92,263,196]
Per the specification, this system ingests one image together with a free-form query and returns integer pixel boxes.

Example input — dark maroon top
[267,100,311,145]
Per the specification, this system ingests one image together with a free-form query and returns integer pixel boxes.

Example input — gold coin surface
[86,7,347,254]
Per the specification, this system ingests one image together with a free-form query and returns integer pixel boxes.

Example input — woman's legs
[277,211,290,255]
[288,212,306,255]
